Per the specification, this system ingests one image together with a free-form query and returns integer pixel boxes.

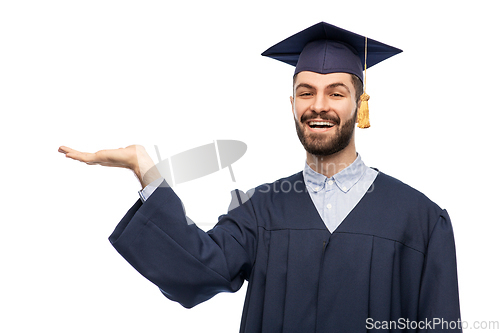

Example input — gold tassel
[357,36,371,129]
[357,92,370,128]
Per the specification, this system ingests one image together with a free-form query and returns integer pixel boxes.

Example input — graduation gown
[109,171,461,332]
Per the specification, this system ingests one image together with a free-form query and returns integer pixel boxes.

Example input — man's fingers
[58,146,97,164]
[58,145,137,168]
[59,145,151,186]
[58,146,75,154]
[69,152,97,164]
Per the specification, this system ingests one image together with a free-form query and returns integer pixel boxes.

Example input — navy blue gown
[109,172,461,332]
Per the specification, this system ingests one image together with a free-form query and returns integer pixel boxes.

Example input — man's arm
[58,145,161,189]
[109,183,257,308]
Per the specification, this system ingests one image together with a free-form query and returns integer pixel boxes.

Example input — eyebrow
[327,82,351,92]
[295,82,351,93]
[295,83,315,91]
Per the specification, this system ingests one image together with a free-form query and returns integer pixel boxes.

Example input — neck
[306,143,357,178]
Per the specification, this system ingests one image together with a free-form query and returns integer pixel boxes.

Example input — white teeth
[309,121,334,127]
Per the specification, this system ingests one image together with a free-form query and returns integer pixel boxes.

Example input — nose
[310,94,329,113]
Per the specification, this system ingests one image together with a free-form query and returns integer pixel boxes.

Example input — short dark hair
[292,73,364,104]
[350,74,363,105]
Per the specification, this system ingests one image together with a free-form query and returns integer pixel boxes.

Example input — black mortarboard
[261,22,402,128]
[261,22,402,81]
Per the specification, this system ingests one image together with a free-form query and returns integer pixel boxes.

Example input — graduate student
[59,22,461,332]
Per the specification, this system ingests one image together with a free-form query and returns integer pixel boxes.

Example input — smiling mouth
[306,120,337,132]
[308,121,334,128]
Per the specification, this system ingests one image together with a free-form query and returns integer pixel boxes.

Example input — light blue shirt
[303,155,378,233]
[140,155,378,233]
[138,177,164,202]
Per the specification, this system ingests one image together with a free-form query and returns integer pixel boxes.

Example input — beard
[294,110,357,156]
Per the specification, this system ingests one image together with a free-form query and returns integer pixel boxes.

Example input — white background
[1,0,499,332]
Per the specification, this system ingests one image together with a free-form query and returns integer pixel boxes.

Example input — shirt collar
[303,154,368,193]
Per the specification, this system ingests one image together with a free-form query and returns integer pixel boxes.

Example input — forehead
[294,71,354,90]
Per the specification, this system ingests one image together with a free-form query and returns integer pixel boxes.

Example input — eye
[331,93,344,98]
[299,92,313,97]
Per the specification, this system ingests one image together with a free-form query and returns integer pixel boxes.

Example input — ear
[289,95,294,115]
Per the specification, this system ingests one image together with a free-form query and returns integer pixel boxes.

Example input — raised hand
[58,145,161,188]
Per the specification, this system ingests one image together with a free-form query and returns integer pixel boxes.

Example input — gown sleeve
[108,181,258,309]
[417,209,462,331]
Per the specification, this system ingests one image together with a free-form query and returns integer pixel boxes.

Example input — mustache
[300,111,340,125]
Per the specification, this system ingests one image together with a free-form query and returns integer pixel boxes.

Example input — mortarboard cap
[261,22,402,128]
[261,21,402,81]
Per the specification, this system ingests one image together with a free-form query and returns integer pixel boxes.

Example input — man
[59,22,461,332]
